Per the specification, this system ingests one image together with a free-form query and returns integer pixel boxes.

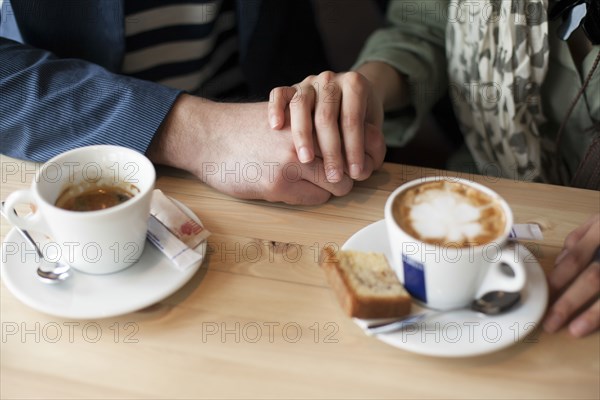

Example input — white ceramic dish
[344,220,548,358]
[0,199,206,319]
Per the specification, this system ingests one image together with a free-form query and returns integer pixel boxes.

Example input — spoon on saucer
[366,291,521,335]
[0,203,70,283]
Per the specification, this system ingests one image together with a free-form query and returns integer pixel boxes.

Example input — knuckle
[301,75,317,85]
[292,128,311,140]
[290,93,310,108]
[342,113,362,130]
[321,151,341,164]
[289,92,303,106]
[344,71,367,93]
[291,86,316,107]
[316,107,338,125]
[344,70,365,84]
[319,70,335,82]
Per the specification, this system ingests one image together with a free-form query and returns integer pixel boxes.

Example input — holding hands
[268,71,386,183]
[148,96,355,205]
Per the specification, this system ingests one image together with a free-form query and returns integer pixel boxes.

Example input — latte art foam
[393,181,506,247]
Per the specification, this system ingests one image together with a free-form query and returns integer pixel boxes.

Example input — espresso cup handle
[476,244,527,298]
[3,189,49,234]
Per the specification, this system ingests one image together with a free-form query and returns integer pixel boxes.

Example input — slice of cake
[320,247,411,319]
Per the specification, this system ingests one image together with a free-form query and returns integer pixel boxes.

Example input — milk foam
[409,189,483,243]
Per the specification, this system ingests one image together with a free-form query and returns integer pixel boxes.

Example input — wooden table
[1,155,599,399]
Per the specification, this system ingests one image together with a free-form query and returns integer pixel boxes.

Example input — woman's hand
[268,70,386,183]
[543,214,600,337]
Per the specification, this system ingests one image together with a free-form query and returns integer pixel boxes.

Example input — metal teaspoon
[366,291,521,335]
[1,203,70,283]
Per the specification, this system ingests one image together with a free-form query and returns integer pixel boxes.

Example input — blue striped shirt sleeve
[0,37,182,162]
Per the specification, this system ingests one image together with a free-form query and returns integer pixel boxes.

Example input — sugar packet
[150,189,211,247]
[146,189,211,270]
[508,224,543,241]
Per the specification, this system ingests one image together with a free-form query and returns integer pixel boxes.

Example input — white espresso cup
[4,145,155,274]
[384,176,526,310]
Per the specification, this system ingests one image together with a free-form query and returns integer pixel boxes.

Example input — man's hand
[544,214,600,337]
[147,95,354,205]
[268,70,386,183]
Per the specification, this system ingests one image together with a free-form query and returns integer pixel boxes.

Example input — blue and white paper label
[402,254,427,303]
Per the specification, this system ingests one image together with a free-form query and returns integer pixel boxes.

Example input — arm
[147,95,354,205]
[1,38,351,205]
[268,0,449,179]
[353,0,449,140]
[0,37,181,161]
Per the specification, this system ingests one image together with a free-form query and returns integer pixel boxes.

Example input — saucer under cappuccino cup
[3,145,155,274]
[384,177,527,310]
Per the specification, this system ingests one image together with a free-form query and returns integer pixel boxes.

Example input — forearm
[0,38,180,162]
[147,94,205,173]
[147,96,269,178]
[352,1,448,125]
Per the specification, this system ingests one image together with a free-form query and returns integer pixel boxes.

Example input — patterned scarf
[446,0,550,181]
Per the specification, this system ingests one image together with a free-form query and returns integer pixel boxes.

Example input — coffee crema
[392,180,506,247]
[55,185,136,212]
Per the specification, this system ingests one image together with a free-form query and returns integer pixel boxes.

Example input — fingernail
[569,319,591,338]
[298,147,312,163]
[326,166,341,183]
[350,163,362,179]
[555,249,568,265]
[543,313,564,333]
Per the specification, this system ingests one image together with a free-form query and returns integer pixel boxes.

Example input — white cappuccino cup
[384,177,527,310]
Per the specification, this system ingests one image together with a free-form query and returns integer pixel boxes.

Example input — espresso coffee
[392,180,506,247]
[55,185,136,212]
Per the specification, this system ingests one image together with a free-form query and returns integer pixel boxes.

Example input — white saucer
[343,220,548,358]
[0,199,206,320]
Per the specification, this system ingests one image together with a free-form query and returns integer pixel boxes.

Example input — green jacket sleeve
[354,0,449,146]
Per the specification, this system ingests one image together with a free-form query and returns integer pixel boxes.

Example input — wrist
[356,61,410,112]
[147,94,213,173]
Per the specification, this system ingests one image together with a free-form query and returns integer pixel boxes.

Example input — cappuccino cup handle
[476,244,527,298]
[3,190,50,234]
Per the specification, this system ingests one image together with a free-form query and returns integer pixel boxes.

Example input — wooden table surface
[1,155,599,399]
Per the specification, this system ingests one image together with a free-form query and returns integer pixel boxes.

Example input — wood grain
[1,155,598,400]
